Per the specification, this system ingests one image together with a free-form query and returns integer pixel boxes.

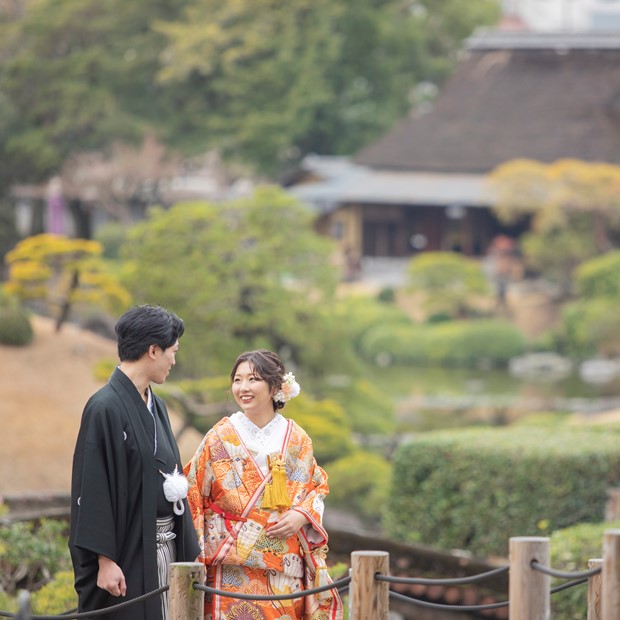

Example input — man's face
[150,339,179,384]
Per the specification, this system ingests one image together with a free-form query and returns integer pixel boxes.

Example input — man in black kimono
[69,305,200,620]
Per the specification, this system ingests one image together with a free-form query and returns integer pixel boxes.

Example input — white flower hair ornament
[274,372,301,403]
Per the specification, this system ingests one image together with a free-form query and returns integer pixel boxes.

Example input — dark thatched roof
[355,31,620,173]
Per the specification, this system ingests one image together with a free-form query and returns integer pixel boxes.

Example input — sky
[502,0,620,30]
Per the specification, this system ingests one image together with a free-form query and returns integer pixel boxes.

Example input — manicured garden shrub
[0,518,71,595]
[0,591,17,615]
[549,520,620,620]
[385,427,620,558]
[333,295,411,353]
[325,378,395,435]
[0,305,33,346]
[0,290,32,346]
[406,251,490,318]
[283,394,355,465]
[359,319,526,367]
[326,451,392,524]
[552,251,620,358]
[558,298,620,358]
[574,250,620,299]
[30,570,77,614]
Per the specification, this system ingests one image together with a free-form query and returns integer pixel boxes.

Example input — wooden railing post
[509,536,549,620]
[169,561,205,620]
[349,550,389,620]
[602,529,620,620]
[16,591,31,620]
[588,558,603,620]
[605,489,620,521]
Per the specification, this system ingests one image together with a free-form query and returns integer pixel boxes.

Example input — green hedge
[0,289,33,346]
[558,297,620,359]
[334,295,411,352]
[326,451,392,524]
[385,427,620,558]
[575,250,620,299]
[549,520,620,620]
[359,319,526,367]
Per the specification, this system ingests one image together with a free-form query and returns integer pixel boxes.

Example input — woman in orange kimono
[185,349,343,620]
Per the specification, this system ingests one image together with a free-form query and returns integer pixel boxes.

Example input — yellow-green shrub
[326,451,392,524]
[31,570,77,614]
[285,394,355,465]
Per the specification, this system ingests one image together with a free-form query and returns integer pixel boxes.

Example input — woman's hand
[266,510,309,539]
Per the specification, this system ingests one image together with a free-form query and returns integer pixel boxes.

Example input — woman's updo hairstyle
[230,349,286,411]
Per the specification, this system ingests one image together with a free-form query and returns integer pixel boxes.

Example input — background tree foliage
[155,0,500,172]
[406,251,489,319]
[490,159,620,290]
[0,0,190,186]
[0,0,500,190]
[120,186,352,376]
[4,233,131,330]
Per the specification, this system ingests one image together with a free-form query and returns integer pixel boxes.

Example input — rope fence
[3,529,620,619]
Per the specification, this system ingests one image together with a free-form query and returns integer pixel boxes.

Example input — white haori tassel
[160,465,189,515]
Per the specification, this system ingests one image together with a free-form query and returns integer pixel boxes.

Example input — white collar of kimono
[146,386,153,413]
[230,411,287,475]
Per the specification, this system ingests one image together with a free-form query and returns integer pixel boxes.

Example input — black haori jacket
[69,368,200,620]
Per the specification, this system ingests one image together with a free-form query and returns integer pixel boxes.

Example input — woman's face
[231,361,275,416]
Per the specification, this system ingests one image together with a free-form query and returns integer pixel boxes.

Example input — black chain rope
[194,574,351,601]
[550,576,589,594]
[388,589,510,612]
[0,586,168,619]
[376,564,509,586]
[385,572,592,613]
[531,560,602,580]
[0,561,601,618]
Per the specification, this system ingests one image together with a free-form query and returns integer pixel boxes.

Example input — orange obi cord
[207,502,247,537]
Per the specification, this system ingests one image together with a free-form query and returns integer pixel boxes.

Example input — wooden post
[349,550,389,620]
[588,558,603,620]
[16,591,31,620]
[509,536,549,620]
[602,529,620,620]
[605,489,620,521]
[169,562,205,620]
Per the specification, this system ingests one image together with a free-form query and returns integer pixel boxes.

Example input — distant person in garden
[184,349,343,619]
[487,235,521,310]
[69,305,200,620]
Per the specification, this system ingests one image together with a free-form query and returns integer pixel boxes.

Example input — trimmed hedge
[549,520,620,620]
[385,427,620,558]
[326,451,392,524]
[575,250,620,299]
[0,306,32,346]
[0,290,33,346]
[558,297,620,359]
[359,319,526,367]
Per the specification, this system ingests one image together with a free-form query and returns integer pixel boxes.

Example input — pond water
[366,364,620,433]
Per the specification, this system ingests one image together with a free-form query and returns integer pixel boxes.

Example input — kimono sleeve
[291,431,331,548]
[184,433,215,562]
[71,399,127,562]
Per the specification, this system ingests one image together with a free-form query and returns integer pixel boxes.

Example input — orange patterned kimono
[185,416,343,620]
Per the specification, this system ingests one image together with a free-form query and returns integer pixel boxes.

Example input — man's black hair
[115,305,184,362]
